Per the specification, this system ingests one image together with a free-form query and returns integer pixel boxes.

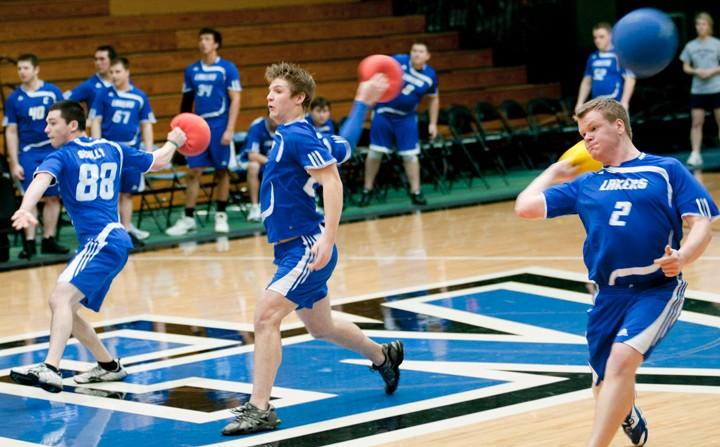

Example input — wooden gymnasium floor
[0,173,719,446]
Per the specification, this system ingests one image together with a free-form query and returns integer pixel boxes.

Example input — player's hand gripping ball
[170,113,211,156]
[612,8,679,78]
[358,54,404,103]
[559,141,603,173]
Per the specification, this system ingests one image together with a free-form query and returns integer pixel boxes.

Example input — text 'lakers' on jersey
[260,119,340,243]
[375,54,438,116]
[183,57,241,125]
[3,82,63,151]
[35,136,155,244]
[90,87,156,148]
[544,153,719,287]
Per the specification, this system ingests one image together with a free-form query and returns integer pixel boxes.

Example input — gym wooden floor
[2,172,719,446]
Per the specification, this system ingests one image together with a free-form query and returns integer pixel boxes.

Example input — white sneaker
[687,151,703,168]
[10,363,63,393]
[128,223,150,240]
[74,359,128,384]
[247,204,261,222]
[166,216,196,236]
[215,211,229,233]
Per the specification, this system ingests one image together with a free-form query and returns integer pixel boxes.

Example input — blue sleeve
[328,119,336,135]
[583,55,593,78]
[543,176,584,218]
[338,100,369,149]
[670,160,720,219]
[88,90,105,120]
[49,84,63,104]
[3,94,17,126]
[243,121,262,152]
[140,93,156,123]
[328,135,352,164]
[226,62,242,91]
[429,71,439,96]
[182,66,194,93]
[65,80,89,102]
[292,130,336,170]
[120,143,154,173]
[35,150,65,185]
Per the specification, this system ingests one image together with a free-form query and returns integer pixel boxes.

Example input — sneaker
[41,237,70,255]
[128,224,150,240]
[73,359,128,384]
[18,239,37,260]
[247,204,261,222]
[73,387,126,400]
[358,189,372,207]
[371,340,404,394]
[622,404,649,446]
[10,363,63,393]
[410,192,427,206]
[686,151,703,169]
[215,211,229,233]
[221,402,281,436]
[128,232,145,249]
[166,216,196,236]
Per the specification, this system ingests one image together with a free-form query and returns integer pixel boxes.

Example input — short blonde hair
[265,62,315,110]
[575,97,633,140]
[696,12,714,34]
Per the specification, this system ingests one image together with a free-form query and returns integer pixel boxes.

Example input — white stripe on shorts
[58,223,125,283]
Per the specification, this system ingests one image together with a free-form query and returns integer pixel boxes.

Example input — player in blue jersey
[307,96,335,137]
[240,116,277,222]
[166,27,242,236]
[63,45,117,109]
[8,100,186,393]
[360,42,440,207]
[90,57,156,244]
[220,63,403,436]
[575,23,636,114]
[515,98,718,447]
[3,54,68,259]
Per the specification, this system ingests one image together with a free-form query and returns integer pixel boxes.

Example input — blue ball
[612,8,679,78]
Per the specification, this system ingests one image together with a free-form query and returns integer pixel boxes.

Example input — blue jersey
[63,73,112,108]
[182,57,241,126]
[544,153,719,287]
[3,81,63,151]
[584,49,633,101]
[243,117,275,157]
[89,86,155,148]
[35,136,154,244]
[375,54,438,116]
[306,113,335,137]
[260,119,338,243]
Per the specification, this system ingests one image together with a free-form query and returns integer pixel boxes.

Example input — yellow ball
[559,141,603,173]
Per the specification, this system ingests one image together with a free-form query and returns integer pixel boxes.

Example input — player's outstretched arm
[11,173,53,230]
[308,164,342,271]
[149,128,187,171]
[338,74,389,149]
[515,160,579,219]
[654,216,713,277]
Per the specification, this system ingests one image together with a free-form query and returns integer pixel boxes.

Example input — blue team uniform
[35,136,154,311]
[182,57,242,169]
[3,81,64,195]
[63,73,112,108]
[544,152,719,383]
[306,112,335,137]
[89,86,156,192]
[238,117,275,170]
[584,48,633,101]
[370,54,438,155]
[260,119,352,309]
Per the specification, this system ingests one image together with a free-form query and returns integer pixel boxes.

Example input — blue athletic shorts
[120,167,145,193]
[187,122,232,170]
[369,112,420,155]
[57,223,131,312]
[586,278,687,384]
[267,233,338,309]
[20,148,59,196]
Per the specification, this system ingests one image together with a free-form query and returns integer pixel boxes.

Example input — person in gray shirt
[680,12,720,168]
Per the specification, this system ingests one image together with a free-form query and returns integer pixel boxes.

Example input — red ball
[358,54,404,103]
[170,113,211,157]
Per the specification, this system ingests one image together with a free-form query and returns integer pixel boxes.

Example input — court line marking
[132,255,720,262]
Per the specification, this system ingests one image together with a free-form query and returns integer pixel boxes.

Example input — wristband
[168,140,180,149]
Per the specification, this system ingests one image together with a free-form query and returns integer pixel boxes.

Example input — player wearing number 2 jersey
[515,98,718,447]
[8,101,187,394]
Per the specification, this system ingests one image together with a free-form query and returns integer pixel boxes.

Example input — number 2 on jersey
[76,163,118,201]
[609,201,632,226]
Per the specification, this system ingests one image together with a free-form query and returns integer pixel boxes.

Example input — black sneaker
[221,402,281,436]
[358,189,372,207]
[410,192,427,206]
[18,239,37,260]
[41,237,70,255]
[371,340,404,394]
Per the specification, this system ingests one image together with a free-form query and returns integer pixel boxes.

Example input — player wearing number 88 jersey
[8,101,186,394]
